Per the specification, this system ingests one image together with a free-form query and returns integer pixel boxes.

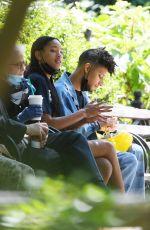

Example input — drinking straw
[28,79,34,95]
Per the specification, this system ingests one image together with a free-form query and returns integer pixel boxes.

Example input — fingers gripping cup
[28,95,43,121]
[28,95,43,148]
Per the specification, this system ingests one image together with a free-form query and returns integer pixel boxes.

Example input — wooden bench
[103,104,150,175]
[103,104,150,121]
[117,124,150,139]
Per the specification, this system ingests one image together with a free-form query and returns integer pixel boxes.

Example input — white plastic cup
[28,95,43,148]
[31,136,41,149]
[28,95,43,121]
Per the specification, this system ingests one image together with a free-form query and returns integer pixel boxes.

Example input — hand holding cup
[100,116,118,133]
[26,122,48,148]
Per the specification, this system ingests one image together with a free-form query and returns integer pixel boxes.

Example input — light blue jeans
[118,143,145,197]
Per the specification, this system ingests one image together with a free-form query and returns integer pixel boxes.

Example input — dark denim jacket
[55,72,99,138]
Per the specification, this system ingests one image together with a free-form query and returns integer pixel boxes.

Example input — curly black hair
[78,47,116,74]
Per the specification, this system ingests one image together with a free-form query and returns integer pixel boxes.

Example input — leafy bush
[0,177,149,230]
[0,0,150,107]
[91,1,150,107]
[0,177,118,230]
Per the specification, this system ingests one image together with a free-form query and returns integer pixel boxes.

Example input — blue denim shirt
[55,72,100,138]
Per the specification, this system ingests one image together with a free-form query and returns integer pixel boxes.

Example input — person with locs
[25,36,125,192]
[0,45,106,188]
[55,47,145,195]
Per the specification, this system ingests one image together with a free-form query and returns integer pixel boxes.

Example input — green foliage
[63,0,150,13]
[1,177,150,229]
[0,177,120,230]
[0,0,149,107]
[93,1,150,107]
[131,0,150,5]
[0,3,8,29]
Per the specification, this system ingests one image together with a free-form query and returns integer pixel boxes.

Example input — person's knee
[118,152,138,171]
[47,131,87,151]
[20,163,35,176]
[128,154,138,169]
[62,130,82,140]
[130,143,144,160]
[68,130,85,139]
[0,156,34,190]
[104,141,116,155]
[65,131,87,144]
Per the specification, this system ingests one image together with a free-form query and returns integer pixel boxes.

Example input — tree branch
[0,0,35,77]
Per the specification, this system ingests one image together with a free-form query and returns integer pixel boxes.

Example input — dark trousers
[22,131,105,187]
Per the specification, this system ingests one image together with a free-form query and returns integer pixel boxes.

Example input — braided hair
[25,36,61,117]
